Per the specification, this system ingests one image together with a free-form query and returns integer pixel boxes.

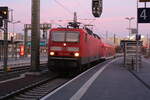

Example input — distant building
[0,32,24,42]
[108,35,149,47]
[108,37,124,46]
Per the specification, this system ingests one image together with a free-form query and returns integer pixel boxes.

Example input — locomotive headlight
[63,43,66,46]
[50,52,55,56]
[74,53,79,57]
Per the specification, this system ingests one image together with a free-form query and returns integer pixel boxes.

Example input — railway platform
[0,56,47,70]
[41,57,150,100]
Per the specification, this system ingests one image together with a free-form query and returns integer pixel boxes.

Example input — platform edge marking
[41,58,119,100]
[70,58,119,100]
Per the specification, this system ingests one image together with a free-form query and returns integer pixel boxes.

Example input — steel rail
[0,74,60,100]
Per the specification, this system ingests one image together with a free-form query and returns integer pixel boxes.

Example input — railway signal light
[92,0,103,17]
[0,7,8,19]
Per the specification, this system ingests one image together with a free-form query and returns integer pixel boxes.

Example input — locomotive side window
[51,31,65,42]
[66,32,79,42]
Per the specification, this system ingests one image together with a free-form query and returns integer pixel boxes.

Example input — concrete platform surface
[41,58,150,100]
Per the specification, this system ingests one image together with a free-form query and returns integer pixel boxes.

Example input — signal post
[0,7,8,72]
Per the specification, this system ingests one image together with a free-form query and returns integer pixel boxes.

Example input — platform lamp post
[136,0,139,72]
[125,17,135,40]
[12,21,21,33]
[11,21,21,59]
[9,8,14,22]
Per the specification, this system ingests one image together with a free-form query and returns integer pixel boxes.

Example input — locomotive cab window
[51,31,65,42]
[66,32,79,42]
[51,31,79,42]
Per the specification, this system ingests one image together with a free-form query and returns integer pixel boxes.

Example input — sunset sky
[0,0,150,38]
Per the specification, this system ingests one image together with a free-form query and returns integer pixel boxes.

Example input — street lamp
[125,17,135,39]
[11,20,21,42]
[11,20,21,44]
[8,8,14,22]
[12,21,21,34]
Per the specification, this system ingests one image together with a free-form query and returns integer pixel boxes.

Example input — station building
[0,31,23,60]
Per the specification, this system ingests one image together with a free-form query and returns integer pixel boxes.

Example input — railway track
[0,74,70,100]
[0,62,47,73]
[0,61,103,100]
[0,63,47,76]
[0,60,107,100]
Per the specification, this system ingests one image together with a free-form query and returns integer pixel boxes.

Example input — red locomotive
[48,23,115,72]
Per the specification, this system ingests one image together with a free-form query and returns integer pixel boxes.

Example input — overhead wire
[53,0,98,34]
[53,0,93,21]
[73,0,97,33]
[94,25,105,39]
[54,0,73,15]
[75,0,91,17]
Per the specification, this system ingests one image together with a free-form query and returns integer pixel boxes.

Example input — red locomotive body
[48,27,115,72]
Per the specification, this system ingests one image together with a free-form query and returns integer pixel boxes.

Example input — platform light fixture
[125,17,135,39]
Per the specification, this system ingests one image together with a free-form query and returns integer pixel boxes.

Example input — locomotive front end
[48,29,81,72]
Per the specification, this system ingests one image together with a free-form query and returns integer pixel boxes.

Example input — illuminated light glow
[63,43,66,46]
[74,53,79,57]
[50,52,55,56]
[20,46,24,56]
[3,11,7,15]
[141,35,144,39]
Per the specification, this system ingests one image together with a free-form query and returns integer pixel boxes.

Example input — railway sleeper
[24,91,49,95]
[14,96,37,100]
[29,89,51,92]
[28,89,50,93]
[38,84,49,87]
[28,90,49,94]
[24,91,48,95]
[33,85,50,89]
[19,93,43,97]
[16,95,41,99]
[31,88,50,92]
[34,85,55,89]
